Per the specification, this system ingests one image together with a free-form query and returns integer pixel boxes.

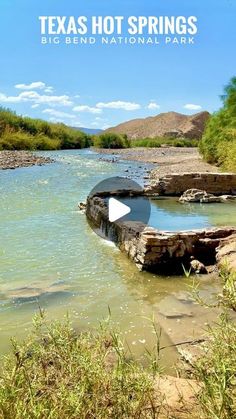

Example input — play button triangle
[108,197,131,222]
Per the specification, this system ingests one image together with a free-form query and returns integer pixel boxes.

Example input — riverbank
[0,150,53,170]
[95,147,218,176]
[0,148,218,174]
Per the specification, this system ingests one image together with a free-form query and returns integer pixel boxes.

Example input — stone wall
[146,173,236,196]
[86,193,236,273]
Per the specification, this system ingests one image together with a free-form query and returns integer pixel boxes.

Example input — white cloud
[42,108,76,119]
[73,105,102,114]
[0,92,21,103]
[96,101,141,111]
[15,81,54,94]
[15,81,47,90]
[44,86,54,93]
[0,91,73,106]
[183,104,202,111]
[31,104,39,109]
[147,101,160,110]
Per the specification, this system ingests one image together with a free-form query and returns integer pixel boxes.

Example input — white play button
[108,197,131,222]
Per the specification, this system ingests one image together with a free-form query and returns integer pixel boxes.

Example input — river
[1,149,236,370]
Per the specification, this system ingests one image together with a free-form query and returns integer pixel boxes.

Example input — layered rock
[147,172,236,196]
[216,234,236,272]
[86,191,236,274]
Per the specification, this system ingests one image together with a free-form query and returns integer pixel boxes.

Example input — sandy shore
[0,151,53,170]
[96,147,218,176]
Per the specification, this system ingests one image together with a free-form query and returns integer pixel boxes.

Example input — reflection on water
[0,150,234,370]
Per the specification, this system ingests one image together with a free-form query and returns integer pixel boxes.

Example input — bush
[0,107,92,151]
[0,313,158,418]
[94,133,129,149]
[131,137,198,148]
[0,131,60,151]
[200,76,236,171]
[192,266,236,418]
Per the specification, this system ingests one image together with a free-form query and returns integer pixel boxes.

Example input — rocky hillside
[105,111,210,140]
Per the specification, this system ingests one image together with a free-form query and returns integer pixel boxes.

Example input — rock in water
[78,202,86,211]
[190,257,208,274]
[179,189,222,203]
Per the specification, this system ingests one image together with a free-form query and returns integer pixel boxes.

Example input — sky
[0,0,235,129]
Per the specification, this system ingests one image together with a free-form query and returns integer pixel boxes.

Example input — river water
[0,150,236,369]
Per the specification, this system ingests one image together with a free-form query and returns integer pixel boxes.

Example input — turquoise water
[0,150,235,367]
[149,197,236,230]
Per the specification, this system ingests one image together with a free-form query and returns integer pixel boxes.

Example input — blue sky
[0,0,235,129]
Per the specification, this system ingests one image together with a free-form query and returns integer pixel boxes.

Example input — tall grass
[0,311,160,418]
[193,314,236,419]
[191,267,236,418]
[0,107,92,151]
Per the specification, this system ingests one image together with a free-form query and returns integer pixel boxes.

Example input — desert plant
[0,311,160,419]
[193,314,236,419]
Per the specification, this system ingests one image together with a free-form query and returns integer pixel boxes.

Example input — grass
[193,313,236,419]
[0,268,235,418]
[190,266,236,418]
[0,311,161,419]
[219,265,236,312]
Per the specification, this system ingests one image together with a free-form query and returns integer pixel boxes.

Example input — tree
[200,77,236,170]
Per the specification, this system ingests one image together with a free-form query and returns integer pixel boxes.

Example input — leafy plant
[93,132,129,149]
[200,76,236,171]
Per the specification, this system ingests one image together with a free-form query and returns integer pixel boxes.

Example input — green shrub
[131,137,197,148]
[0,107,92,151]
[0,131,60,151]
[33,135,61,150]
[200,76,236,171]
[94,133,129,149]
[0,313,159,418]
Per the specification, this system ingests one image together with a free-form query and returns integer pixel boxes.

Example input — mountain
[72,127,103,135]
[105,111,210,140]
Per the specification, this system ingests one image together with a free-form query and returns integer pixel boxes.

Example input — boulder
[216,234,236,272]
[179,189,222,203]
[78,202,86,211]
[190,258,208,274]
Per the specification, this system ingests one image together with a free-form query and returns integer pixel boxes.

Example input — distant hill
[72,127,103,135]
[105,111,210,140]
